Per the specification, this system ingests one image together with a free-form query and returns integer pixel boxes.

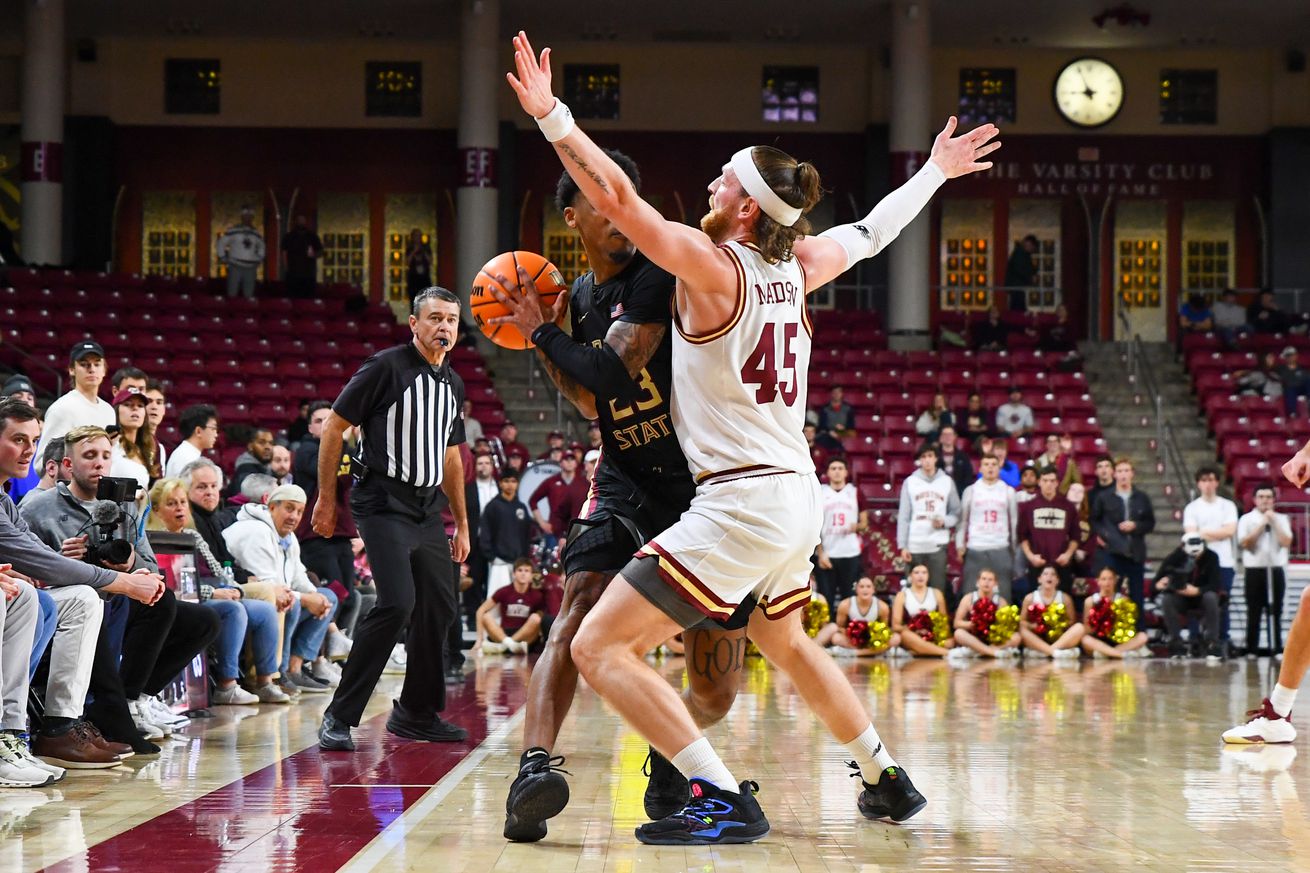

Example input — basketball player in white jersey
[508,31,999,844]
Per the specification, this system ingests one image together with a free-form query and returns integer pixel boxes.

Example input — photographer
[0,402,160,764]
[1237,484,1293,654]
[1153,532,1223,661]
[20,425,220,743]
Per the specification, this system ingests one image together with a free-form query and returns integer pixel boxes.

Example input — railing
[1118,309,1194,513]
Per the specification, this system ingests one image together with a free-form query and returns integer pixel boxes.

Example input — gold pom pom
[988,604,1020,646]
[1042,601,1071,642]
[1110,598,1138,645]
[803,596,831,638]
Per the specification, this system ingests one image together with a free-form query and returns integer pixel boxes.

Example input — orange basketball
[470,250,569,350]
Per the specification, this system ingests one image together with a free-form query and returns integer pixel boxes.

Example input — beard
[699,204,734,242]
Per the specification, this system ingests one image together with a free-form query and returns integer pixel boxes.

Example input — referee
[314,286,471,751]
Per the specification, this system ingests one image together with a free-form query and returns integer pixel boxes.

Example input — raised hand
[930,116,1001,179]
[487,263,569,340]
[1283,449,1310,487]
[505,31,557,119]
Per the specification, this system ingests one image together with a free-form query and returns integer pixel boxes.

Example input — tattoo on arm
[535,348,597,416]
[606,321,666,379]
[559,144,610,195]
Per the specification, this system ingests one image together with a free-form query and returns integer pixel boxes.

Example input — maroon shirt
[528,471,589,534]
[492,584,546,633]
[1016,494,1079,562]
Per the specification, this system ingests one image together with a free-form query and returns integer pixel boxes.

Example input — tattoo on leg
[689,632,746,680]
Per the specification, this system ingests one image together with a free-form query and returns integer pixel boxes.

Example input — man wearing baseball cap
[3,375,35,407]
[40,341,114,444]
[2,375,41,501]
[1277,346,1310,417]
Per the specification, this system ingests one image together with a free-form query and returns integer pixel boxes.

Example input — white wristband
[535,99,575,143]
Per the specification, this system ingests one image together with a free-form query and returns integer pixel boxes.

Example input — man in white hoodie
[956,453,1019,601]
[897,444,960,595]
[223,484,339,696]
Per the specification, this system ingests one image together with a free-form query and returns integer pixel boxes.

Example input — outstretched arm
[507,32,736,296]
[795,117,1001,293]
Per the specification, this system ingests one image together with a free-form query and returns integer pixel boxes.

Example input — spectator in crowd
[989,439,1022,488]
[896,444,959,594]
[1087,454,1116,509]
[1275,347,1310,417]
[1038,303,1078,356]
[1065,481,1096,578]
[1211,288,1250,344]
[41,341,114,444]
[294,402,357,664]
[1003,235,1039,311]
[1033,433,1080,493]
[465,452,499,632]
[803,422,830,475]
[1235,352,1284,399]
[110,367,147,397]
[1015,462,1039,502]
[528,449,587,554]
[34,437,66,493]
[223,484,340,694]
[0,401,122,769]
[3,374,41,501]
[958,392,991,444]
[405,228,434,305]
[1016,466,1080,601]
[288,401,312,446]
[585,421,602,450]
[973,306,1011,350]
[815,457,868,612]
[226,427,275,498]
[493,421,531,471]
[217,205,265,299]
[957,453,1018,600]
[583,448,599,481]
[143,379,169,473]
[270,444,293,486]
[1237,483,1293,656]
[476,558,545,654]
[951,569,1021,658]
[1019,566,1085,658]
[462,399,484,444]
[995,386,1034,438]
[21,424,220,745]
[815,575,896,656]
[1080,567,1149,659]
[816,386,856,450]
[479,470,533,598]
[1182,466,1239,639]
[1247,290,1290,335]
[1155,533,1224,660]
[914,393,954,442]
[1092,457,1154,628]
[936,425,975,497]
[890,563,956,657]
[1178,292,1215,334]
[146,478,288,705]
[537,431,566,460]
[281,214,323,299]
[164,404,219,479]
[109,389,155,492]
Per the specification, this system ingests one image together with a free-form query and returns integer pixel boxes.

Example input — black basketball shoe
[849,762,927,822]
[503,749,571,842]
[635,779,770,845]
[643,747,690,820]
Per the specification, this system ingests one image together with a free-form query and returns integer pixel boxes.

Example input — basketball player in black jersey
[487,151,755,842]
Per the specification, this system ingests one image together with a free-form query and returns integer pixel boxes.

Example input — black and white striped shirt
[333,343,466,488]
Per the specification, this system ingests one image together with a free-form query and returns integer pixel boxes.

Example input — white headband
[729,147,802,227]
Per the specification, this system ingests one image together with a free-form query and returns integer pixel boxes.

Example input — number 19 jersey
[670,240,813,483]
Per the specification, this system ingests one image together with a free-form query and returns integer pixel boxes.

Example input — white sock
[1270,684,1298,718]
[845,724,897,783]
[670,737,738,793]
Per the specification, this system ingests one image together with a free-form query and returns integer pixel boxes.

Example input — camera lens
[102,539,134,566]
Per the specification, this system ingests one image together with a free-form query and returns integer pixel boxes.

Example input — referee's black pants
[327,504,456,727]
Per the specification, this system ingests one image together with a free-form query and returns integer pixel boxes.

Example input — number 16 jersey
[670,239,813,483]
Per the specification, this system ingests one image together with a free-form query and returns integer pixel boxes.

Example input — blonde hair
[64,425,110,451]
[146,477,191,531]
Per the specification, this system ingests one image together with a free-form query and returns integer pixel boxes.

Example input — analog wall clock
[1053,57,1123,128]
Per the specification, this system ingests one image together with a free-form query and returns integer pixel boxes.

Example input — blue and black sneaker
[635,779,770,845]
[642,747,690,820]
[849,762,927,822]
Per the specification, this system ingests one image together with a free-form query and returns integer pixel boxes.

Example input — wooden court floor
[6,654,1309,872]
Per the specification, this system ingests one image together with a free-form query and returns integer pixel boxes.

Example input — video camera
[84,476,138,566]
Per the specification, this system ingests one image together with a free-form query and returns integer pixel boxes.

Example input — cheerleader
[816,575,898,656]
[1080,567,1149,659]
[952,568,1021,657]
[891,563,956,657]
[1020,566,1085,658]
